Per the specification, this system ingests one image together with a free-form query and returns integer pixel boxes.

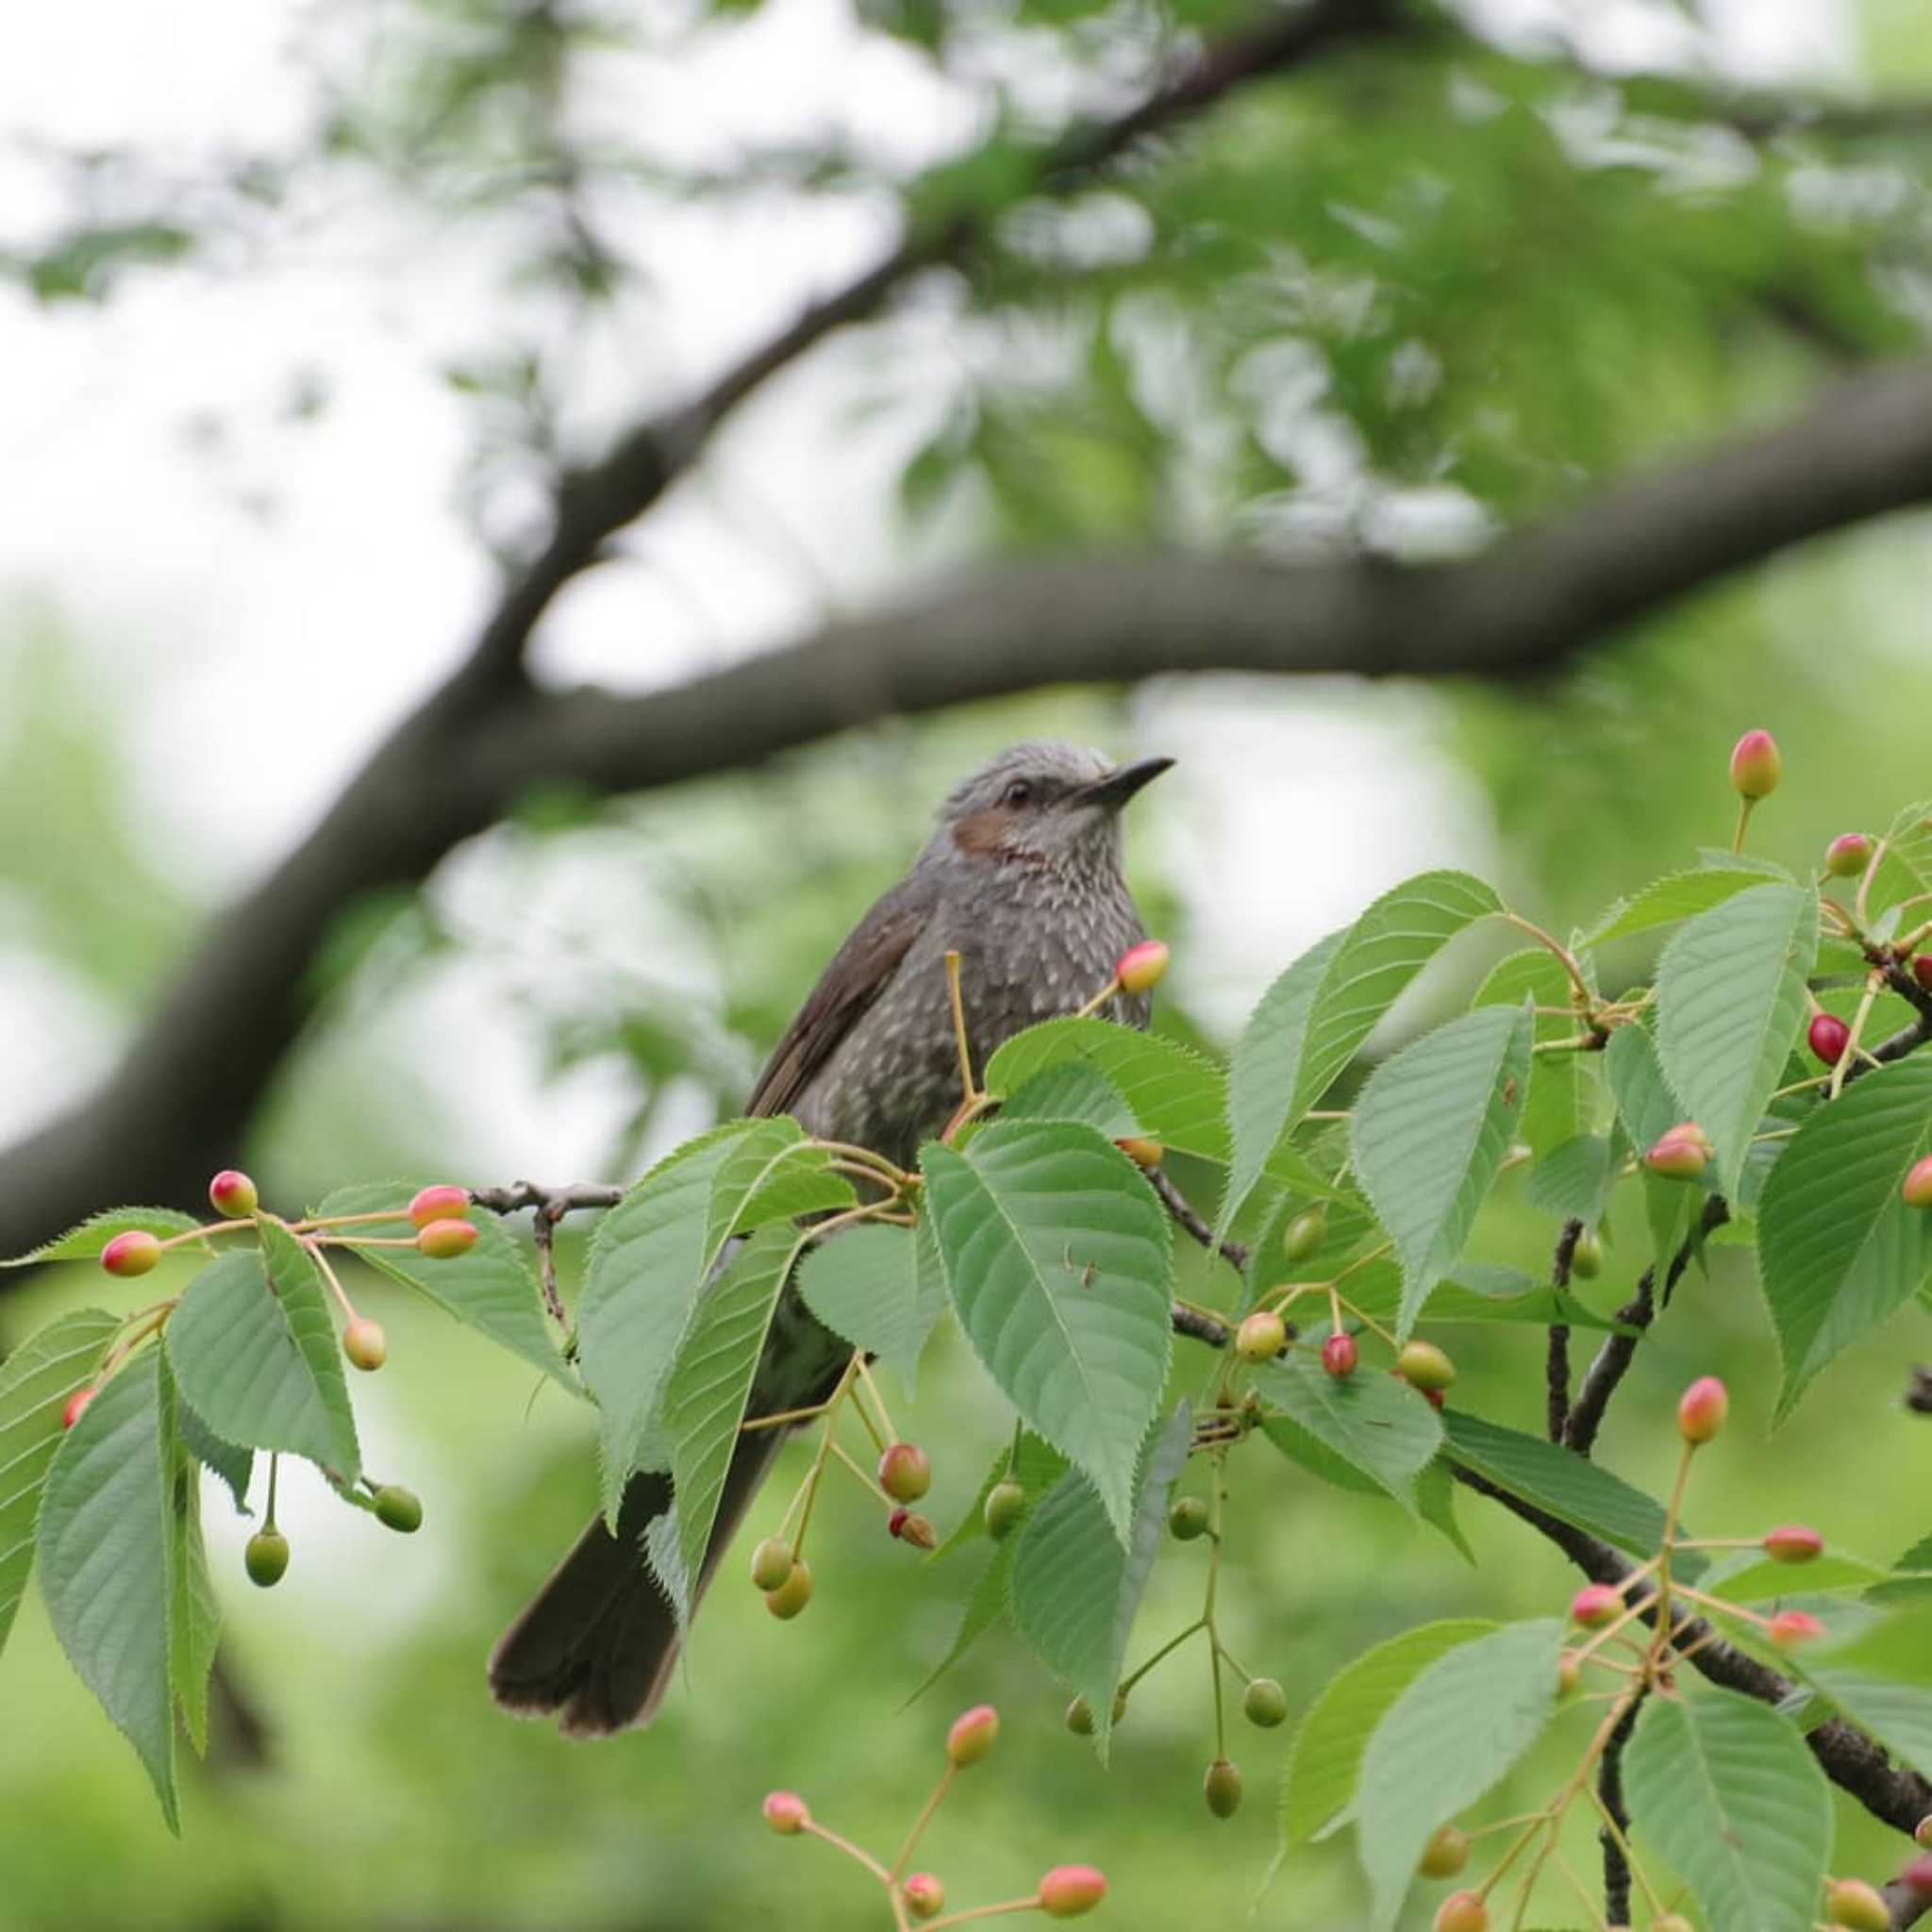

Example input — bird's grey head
[924,740,1173,878]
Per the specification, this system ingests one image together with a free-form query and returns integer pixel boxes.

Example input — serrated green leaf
[1254,1356,1441,1512]
[1474,947,1587,1157]
[1798,1608,1932,1779]
[2,1207,208,1268]
[577,1123,767,1524]
[1604,1022,1689,1159]
[1350,1002,1533,1335]
[1523,1135,1615,1225]
[164,1229,360,1482]
[175,1399,252,1515]
[922,1122,1172,1543]
[1625,1688,1831,1932]
[658,1223,803,1626]
[1010,1406,1191,1757]
[1441,1411,1700,1574]
[931,1432,1068,1562]
[1581,866,1779,948]
[1279,1619,1496,1850]
[0,1307,120,1660]
[797,1219,949,1402]
[315,1183,574,1390]
[914,1539,1019,1701]
[36,1352,180,1829]
[1415,1457,1475,1562]
[1706,1546,1904,1604]
[708,1120,855,1245]
[1342,1257,1623,1330]
[1758,1056,1932,1420]
[1357,1618,1566,1929]
[1657,883,1818,1197]
[159,1361,218,1757]
[1871,1535,1932,1607]
[995,1061,1142,1138]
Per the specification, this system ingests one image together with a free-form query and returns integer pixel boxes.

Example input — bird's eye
[1003,779,1034,808]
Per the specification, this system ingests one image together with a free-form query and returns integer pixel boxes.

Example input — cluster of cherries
[749,1439,937,1622]
[68,1170,472,1585]
[763,1704,1106,1925]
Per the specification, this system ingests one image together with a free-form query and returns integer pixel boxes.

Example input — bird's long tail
[487,1427,787,1737]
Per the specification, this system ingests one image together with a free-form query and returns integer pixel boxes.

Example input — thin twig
[1595,1691,1645,1924]
[1546,1218,1582,1442]
[1146,1166,1250,1274]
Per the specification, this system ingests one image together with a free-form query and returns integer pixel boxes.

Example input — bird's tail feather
[487,1428,786,1737]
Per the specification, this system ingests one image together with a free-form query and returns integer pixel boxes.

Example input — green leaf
[996,1062,1140,1138]
[159,1361,219,1758]
[1523,1135,1615,1226]
[175,1400,253,1515]
[315,1183,574,1390]
[1441,1411,1700,1574]
[1225,874,1505,1236]
[922,1122,1173,1543]
[1757,1056,1932,1420]
[1010,1406,1191,1757]
[578,1122,773,1524]
[1415,1457,1475,1562]
[1871,1534,1932,1607]
[707,1120,855,1243]
[164,1227,361,1482]
[0,1307,119,1660]
[797,1219,948,1400]
[1799,1609,1932,1780]
[1604,1023,1688,1159]
[1581,866,1780,948]
[1624,1688,1831,1932]
[2,1207,207,1268]
[1473,948,1587,1158]
[915,1539,1019,1699]
[1349,1001,1533,1335]
[1656,883,1818,1196]
[1357,1618,1566,1929]
[1707,1547,1906,1605]
[931,1432,1068,1562]
[1254,1356,1442,1512]
[1279,1619,1496,1850]
[1342,1257,1623,1331]
[985,1019,1228,1163]
[36,1352,181,1829]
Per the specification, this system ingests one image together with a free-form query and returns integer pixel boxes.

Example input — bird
[487,740,1173,1736]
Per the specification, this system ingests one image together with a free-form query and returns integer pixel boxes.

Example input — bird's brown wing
[743,877,934,1121]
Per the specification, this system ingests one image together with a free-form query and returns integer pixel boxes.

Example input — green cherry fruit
[946,1704,999,1768]
[750,1537,794,1592]
[1039,1866,1108,1918]
[1065,1696,1096,1737]
[1825,1878,1891,1931]
[1242,1678,1288,1728]
[408,1185,470,1228]
[763,1557,814,1620]
[245,1527,291,1588]
[1115,940,1169,995]
[415,1216,477,1259]
[1203,1757,1242,1819]
[878,1441,932,1503]
[984,1480,1025,1541]
[1569,1228,1602,1280]
[1396,1340,1457,1393]
[1905,1154,1932,1210]
[1417,1824,1470,1878]
[100,1230,162,1277]
[1728,727,1781,801]
[1235,1309,1287,1362]
[1676,1374,1728,1445]
[372,1485,423,1533]
[208,1169,259,1217]
[1281,1207,1326,1263]
[1168,1495,1210,1541]
[342,1317,388,1372]
[1824,832,1874,878]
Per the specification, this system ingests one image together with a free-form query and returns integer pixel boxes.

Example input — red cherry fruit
[761,1790,808,1835]
[100,1230,162,1277]
[1676,1375,1728,1445]
[1808,1013,1851,1066]
[1115,941,1169,994]
[1761,1524,1824,1564]
[1768,1609,1825,1650]
[408,1185,470,1228]
[903,1874,944,1920]
[1914,955,1932,995]
[877,1441,932,1503]
[208,1169,259,1216]
[1904,1154,1932,1209]
[1039,1866,1108,1918]
[1728,728,1781,801]
[1823,833,1874,878]
[1434,1891,1490,1932]
[1907,1854,1932,1900]
[1569,1584,1622,1629]
[61,1386,93,1430]
[946,1704,999,1767]
[1321,1331,1357,1379]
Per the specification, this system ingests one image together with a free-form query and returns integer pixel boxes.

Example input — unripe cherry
[1907,1854,1932,1899]
[1417,1823,1470,1878]
[1243,1677,1288,1728]
[1824,833,1874,879]
[1904,1154,1932,1209]
[1918,1813,1932,1849]
[245,1527,290,1588]
[1321,1331,1358,1379]
[373,1485,423,1532]
[903,1874,944,1920]
[1729,728,1781,801]
[889,1507,938,1549]
[984,1480,1025,1541]
[1645,1126,1710,1182]
[1570,1583,1622,1629]
[208,1169,258,1217]
[1169,1495,1210,1541]
[1809,1012,1852,1066]
[1676,1374,1728,1445]
[750,1537,794,1592]
[1066,1695,1096,1737]
[1434,1890,1489,1932]
[1569,1228,1603,1280]
[1557,1655,1583,1699]
[1768,1608,1824,1650]
[1397,1339,1457,1393]
[416,1217,477,1259]
[1761,1524,1824,1564]
[762,1790,808,1836]
[1116,940,1169,995]
[1039,1865,1108,1918]
[408,1184,470,1228]
[878,1441,932,1503]
[342,1317,388,1372]
[1825,1877,1890,1931]
[100,1229,161,1277]
[946,1704,999,1767]
[1203,1757,1242,1818]
[1115,1136,1163,1169]
[1281,1207,1326,1263]
[764,1557,813,1620]
[61,1386,93,1430]
[1235,1309,1287,1362]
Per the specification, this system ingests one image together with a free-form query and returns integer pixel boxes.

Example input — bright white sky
[0,0,1855,1170]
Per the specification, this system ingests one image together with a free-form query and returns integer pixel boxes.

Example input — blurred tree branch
[6,356,1932,1264]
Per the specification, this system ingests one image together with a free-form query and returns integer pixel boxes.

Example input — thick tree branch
[8,358,1932,1265]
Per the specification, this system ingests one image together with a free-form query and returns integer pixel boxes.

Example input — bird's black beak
[1076,756,1175,811]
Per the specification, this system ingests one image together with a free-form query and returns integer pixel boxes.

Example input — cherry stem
[1073,972,1124,1021]
[855,1356,898,1446]
[829,1440,896,1507]
[798,1817,894,1887]
[790,1357,860,1561]
[943,949,979,1104]
[1501,910,1595,1011]
[921,1898,1044,1929]
[302,1235,360,1324]
[890,1763,955,1879]
[1732,796,1754,856]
